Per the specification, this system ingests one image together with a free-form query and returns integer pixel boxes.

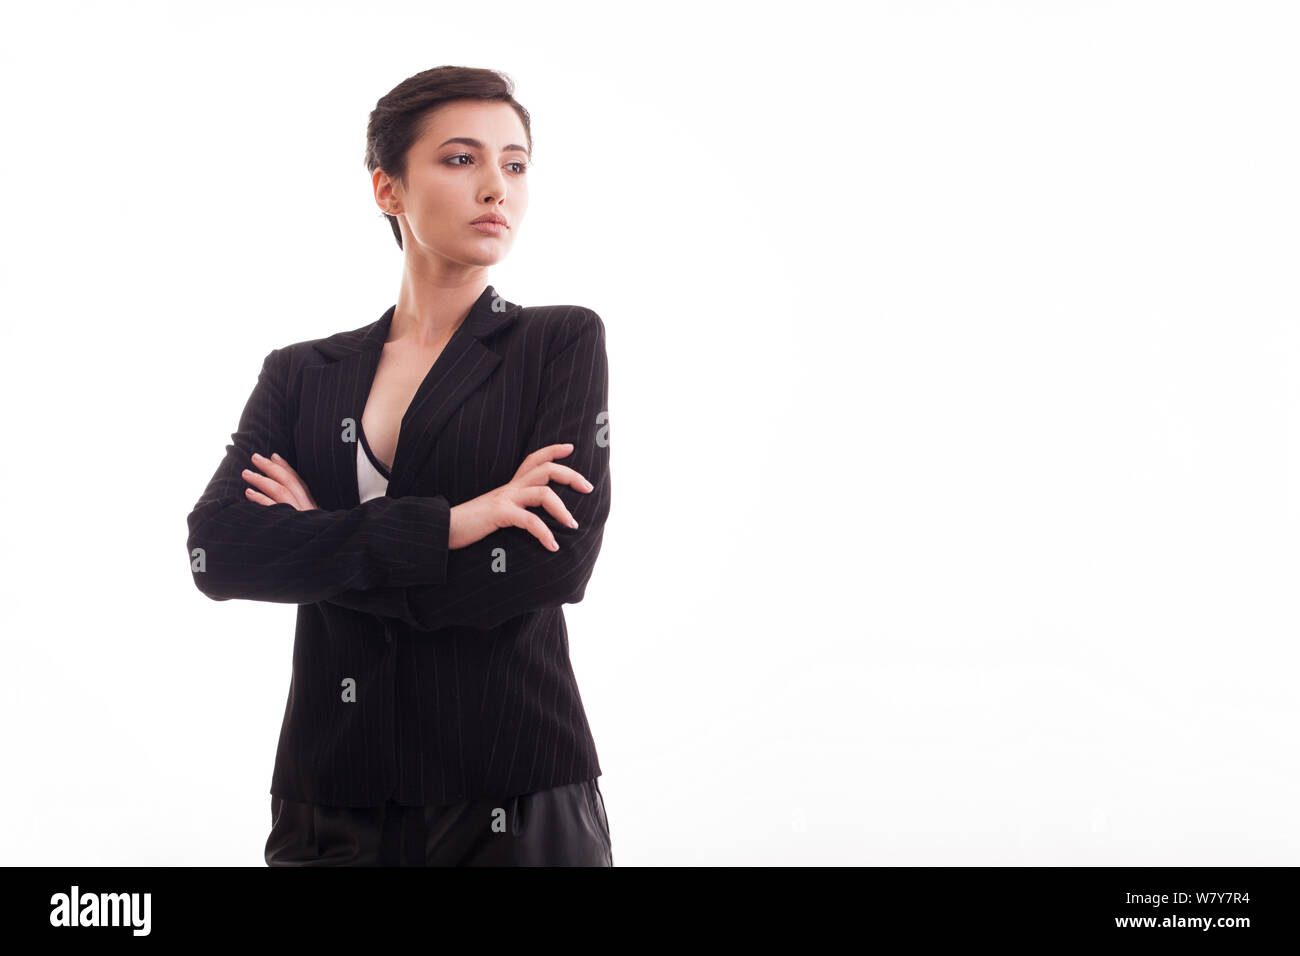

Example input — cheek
[406,182,461,241]
[411,173,457,212]
[506,200,527,232]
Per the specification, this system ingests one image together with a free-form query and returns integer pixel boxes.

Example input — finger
[494,488,560,550]
[523,461,594,492]
[246,460,313,511]
[514,442,574,477]
[253,453,313,505]
[507,486,575,538]
[268,452,314,504]
[536,486,579,529]
[242,467,287,502]
[515,508,559,551]
[243,468,308,510]
[245,487,278,507]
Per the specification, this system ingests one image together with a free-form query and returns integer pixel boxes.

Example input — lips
[471,215,508,227]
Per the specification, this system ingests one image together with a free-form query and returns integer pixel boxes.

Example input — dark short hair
[364,66,532,250]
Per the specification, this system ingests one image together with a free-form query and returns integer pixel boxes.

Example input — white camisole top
[356,424,392,503]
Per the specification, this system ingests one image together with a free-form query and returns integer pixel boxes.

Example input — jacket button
[384,627,393,643]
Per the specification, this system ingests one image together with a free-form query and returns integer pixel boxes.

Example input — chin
[427,238,513,268]
[463,239,514,265]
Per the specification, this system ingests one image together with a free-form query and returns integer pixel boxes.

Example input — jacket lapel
[298,284,521,509]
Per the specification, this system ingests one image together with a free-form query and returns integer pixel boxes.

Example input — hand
[449,443,593,551]
[242,452,319,512]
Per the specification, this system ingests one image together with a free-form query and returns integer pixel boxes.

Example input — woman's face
[379,99,530,266]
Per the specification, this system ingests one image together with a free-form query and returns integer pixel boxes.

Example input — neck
[389,263,490,348]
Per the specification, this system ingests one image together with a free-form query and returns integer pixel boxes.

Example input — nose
[478,165,508,206]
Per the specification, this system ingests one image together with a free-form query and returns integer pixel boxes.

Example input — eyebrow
[437,137,530,157]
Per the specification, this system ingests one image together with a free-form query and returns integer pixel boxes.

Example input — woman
[185,66,613,866]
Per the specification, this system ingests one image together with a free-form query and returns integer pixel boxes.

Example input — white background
[1,0,1296,865]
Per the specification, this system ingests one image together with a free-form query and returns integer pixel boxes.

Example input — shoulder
[282,320,378,361]
[520,301,604,330]
[516,303,606,362]
[258,314,386,377]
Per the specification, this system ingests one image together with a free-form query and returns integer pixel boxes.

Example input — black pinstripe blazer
[185,285,611,806]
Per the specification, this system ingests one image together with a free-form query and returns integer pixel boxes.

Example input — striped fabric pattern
[186,285,611,806]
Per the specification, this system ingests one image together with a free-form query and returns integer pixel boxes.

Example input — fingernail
[252,453,264,461]
[568,517,579,528]
[272,453,282,462]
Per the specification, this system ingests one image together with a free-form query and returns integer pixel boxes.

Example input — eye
[444,153,530,174]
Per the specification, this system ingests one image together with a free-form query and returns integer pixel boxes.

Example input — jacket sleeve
[186,346,452,606]
[323,311,611,631]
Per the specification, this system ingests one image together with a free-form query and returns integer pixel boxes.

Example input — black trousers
[265,778,612,866]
